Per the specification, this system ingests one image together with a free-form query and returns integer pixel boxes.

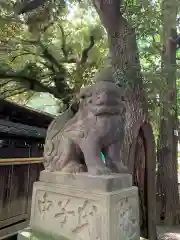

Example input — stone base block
[30,171,140,240]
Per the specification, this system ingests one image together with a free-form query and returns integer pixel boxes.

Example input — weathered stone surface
[40,170,132,192]
[30,173,140,240]
[43,69,128,175]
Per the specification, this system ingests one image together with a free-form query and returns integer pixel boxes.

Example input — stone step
[19,228,142,240]
[18,228,68,240]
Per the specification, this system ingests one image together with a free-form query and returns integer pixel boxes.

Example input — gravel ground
[140,226,180,240]
[157,225,180,240]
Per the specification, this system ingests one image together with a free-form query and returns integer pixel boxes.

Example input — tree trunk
[157,105,180,224]
[156,0,180,223]
[92,0,157,239]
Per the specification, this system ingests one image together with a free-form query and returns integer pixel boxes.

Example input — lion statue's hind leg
[60,146,87,173]
[79,139,112,175]
[50,138,86,173]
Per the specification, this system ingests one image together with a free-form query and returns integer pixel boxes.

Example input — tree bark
[156,0,180,224]
[92,0,157,239]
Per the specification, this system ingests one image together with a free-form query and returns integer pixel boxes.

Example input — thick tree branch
[2,89,27,98]
[80,35,95,64]
[59,25,95,64]
[17,0,47,14]
[11,52,33,62]
[1,20,95,105]
[39,41,63,70]
[41,5,65,34]
[20,30,95,67]
[0,71,61,98]
[11,50,55,71]
[92,0,121,32]
[0,80,13,88]
[21,39,62,70]
[59,25,68,60]
[1,39,73,103]
[41,19,57,33]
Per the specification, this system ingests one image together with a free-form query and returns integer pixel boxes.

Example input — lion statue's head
[78,69,125,117]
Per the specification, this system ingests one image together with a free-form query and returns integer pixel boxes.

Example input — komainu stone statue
[44,69,128,175]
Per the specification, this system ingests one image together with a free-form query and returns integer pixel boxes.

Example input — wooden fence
[0,158,43,239]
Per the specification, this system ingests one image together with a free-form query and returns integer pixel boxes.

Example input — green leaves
[0,1,106,109]
[0,0,179,120]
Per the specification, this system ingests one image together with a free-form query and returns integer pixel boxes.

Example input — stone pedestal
[18,171,140,240]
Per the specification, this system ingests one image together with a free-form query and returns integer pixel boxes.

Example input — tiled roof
[0,119,46,138]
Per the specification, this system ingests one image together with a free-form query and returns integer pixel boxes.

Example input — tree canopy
[0,2,107,108]
[0,0,179,118]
